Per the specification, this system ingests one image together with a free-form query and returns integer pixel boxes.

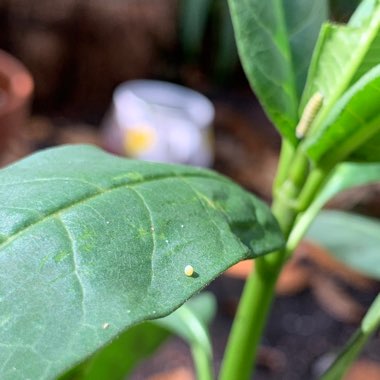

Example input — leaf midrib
[0,172,225,252]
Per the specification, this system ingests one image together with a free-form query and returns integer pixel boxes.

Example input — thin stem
[286,167,332,255]
[320,331,367,380]
[273,140,296,193]
[287,148,310,191]
[191,344,214,380]
[219,258,281,380]
[320,294,380,380]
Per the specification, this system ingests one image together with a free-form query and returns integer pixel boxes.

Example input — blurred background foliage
[0,0,362,120]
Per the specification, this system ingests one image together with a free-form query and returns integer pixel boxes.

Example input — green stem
[320,330,368,380]
[191,344,214,380]
[320,294,380,380]
[218,258,281,380]
[286,166,332,254]
[273,140,296,193]
[220,145,331,380]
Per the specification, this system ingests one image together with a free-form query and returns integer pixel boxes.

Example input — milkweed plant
[1,0,380,379]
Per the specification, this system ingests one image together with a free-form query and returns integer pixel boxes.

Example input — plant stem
[191,344,214,380]
[220,145,330,380]
[273,140,296,192]
[218,258,281,380]
[320,294,380,380]
[320,330,368,380]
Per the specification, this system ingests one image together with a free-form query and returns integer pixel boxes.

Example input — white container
[102,80,215,167]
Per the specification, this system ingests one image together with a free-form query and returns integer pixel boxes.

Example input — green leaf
[314,161,380,208]
[60,292,216,380]
[349,0,379,27]
[283,0,329,97]
[180,0,213,58]
[214,0,239,79]
[228,0,327,144]
[0,145,283,379]
[306,210,380,280]
[302,64,380,164]
[59,323,169,380]
[288,162,380,252]
[362,293,380,334]
[300,1,380,136]
[153,292,216,380]
[350,131,380,161]
[153,292,216,349]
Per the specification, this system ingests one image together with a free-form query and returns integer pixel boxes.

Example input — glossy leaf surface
[0,145,283,379]
[306,211,380,279]
[300,1,380,137]
[228,0,327,144]
[303,65,380,164]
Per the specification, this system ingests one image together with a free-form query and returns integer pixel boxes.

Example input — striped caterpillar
[296,92,324,139]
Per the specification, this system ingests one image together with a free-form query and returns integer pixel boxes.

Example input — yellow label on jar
[123,124,157,156]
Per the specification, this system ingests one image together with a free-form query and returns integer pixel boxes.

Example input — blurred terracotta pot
[0,50,33,152]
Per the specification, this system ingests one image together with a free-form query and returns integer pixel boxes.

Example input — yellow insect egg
[184,265,194,277]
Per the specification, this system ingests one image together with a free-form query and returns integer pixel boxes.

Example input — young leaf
[228,0,327,144]
[153,292,216,380]
[300,1,380,136]
[302,64,380,165]
[153,292,216,349]
[288,162,380,251]
[0,145,283,380]
[350,131,380,162]
[315,161,380,207]
[58,324,169,380]
[306,210,380,280]
[362,293,380,334]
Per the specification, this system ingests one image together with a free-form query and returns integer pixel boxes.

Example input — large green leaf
[300,1,380,137]
[306,210,380,279]
[0,145,283,379]
[302,64,380,164]
[228,0,327,144]
[60,293,216,380]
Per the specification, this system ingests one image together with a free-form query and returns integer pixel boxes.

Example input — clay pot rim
[0,49,34,118]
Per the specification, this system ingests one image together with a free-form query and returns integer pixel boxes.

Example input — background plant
[0,1,380,380]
